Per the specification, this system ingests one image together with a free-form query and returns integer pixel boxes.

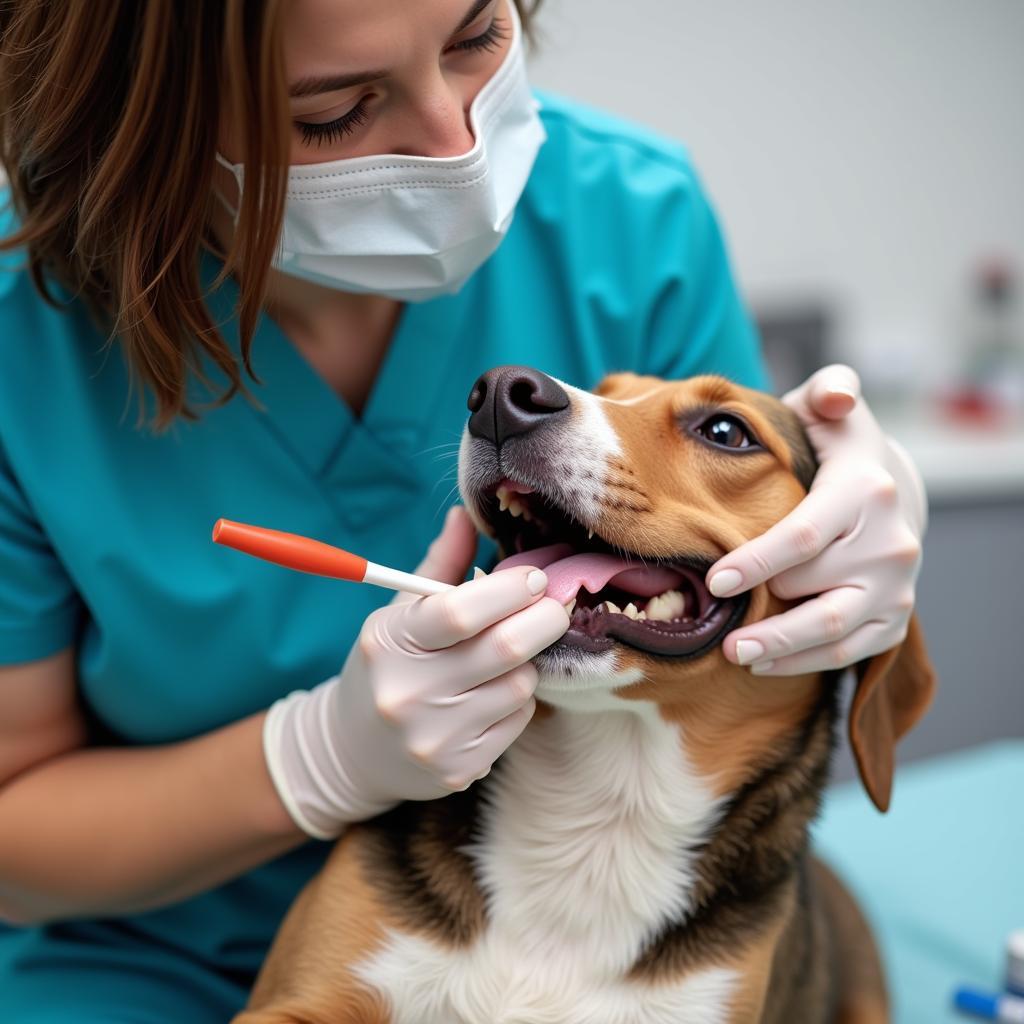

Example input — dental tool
[212,518,456,597]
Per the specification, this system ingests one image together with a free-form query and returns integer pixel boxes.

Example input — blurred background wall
[529,0,1024,391]
[529,0,1024,780]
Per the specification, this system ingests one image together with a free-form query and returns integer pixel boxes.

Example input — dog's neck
[467,700,720,975]
[468,681,838,980]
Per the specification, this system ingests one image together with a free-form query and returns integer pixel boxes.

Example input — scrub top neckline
[195,250,472,491]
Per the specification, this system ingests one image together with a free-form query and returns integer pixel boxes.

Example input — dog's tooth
[636,610,648,620]
[587,528,594,540]
[648,590,685,620]
[472,566,487,580]
[497,486,509,512]
[661,590,686,619]
[507,497,523,517]
[565,598,577,615]
[624,602,639,620]
[605,601,621,615]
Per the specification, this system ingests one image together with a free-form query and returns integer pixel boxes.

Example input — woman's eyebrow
[289,70,388,99]
[287,0,495,98]
[455,0,494,34]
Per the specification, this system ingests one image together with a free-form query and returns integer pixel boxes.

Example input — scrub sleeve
[0,91,768,1020]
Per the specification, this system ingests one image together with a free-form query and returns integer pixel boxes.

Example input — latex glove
[705,364,926,676]
[262,505,570,840]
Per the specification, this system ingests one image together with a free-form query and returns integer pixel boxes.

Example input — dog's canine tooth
[497,485,510,512]
[507,497,523,518]
[587,528,594,540]
[473,566,487,580]
[565,598,577,615]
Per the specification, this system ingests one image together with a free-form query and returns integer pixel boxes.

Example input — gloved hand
[263,505,570,839]
[706,364,926,675]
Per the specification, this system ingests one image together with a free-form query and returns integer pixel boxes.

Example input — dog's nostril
[467,379,487,413]
[467,365,570,445]
[509,379,561,414]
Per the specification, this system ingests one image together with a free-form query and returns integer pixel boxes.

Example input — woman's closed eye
[445,13,509,55]
[291,3,509,150]
[295,99,372,148]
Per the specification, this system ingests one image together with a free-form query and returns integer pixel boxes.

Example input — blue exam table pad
[813,740,1023,1023]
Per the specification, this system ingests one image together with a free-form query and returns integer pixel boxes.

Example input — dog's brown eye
[696,414,754,449]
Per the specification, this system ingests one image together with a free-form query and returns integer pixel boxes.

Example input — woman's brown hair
[0,0,542,433]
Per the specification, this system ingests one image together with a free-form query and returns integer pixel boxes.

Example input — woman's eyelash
[295,99,370,147]
[294,16,508,147]
[448,16,509,54]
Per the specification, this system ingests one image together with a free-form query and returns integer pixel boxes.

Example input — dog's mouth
[479,479,747,659]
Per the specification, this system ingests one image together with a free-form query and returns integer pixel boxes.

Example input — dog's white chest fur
[353,700,737,1023]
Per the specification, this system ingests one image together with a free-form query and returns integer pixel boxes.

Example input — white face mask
[215,2,545,302]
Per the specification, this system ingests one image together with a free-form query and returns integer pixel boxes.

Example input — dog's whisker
[411,438,464,458]
[427,471,461,501]
[432,482,463,519]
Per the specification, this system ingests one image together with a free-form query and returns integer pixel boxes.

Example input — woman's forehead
[282,0,487,75]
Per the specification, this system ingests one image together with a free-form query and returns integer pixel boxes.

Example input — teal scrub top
[0,92,768,1019]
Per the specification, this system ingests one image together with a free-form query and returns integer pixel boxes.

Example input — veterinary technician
[0,1,927,1018]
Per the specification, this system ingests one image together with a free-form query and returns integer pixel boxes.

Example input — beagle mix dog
[235,368,935,1024]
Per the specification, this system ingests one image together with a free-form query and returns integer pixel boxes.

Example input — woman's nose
[399,77,476,157]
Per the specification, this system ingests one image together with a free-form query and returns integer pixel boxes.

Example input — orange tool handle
[212,518,368,582]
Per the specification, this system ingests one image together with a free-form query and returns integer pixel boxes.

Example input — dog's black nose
[467,365,570,445]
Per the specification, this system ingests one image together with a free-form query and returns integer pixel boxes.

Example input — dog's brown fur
[234,373,935,1024]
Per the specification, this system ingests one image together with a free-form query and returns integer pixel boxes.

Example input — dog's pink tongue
[493,544,684,604]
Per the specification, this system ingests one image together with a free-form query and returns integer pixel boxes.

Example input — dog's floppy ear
[849,614,936,812]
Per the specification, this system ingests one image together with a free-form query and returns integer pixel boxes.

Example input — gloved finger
[408,663,539,754]
[706,485,856,597]
[746,619,902,676]
[722,586,869,665]
[393,504,478,606]
[437,596,569,683]
[761,536,867,602]
[458,662,540,732]
[424,696,537,792]
[397,565,555,651]
[456,698,537,790]
[782,363,862,422]
[763,490,921,604]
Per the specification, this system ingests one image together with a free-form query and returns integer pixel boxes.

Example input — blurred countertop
[878,406,1024,502]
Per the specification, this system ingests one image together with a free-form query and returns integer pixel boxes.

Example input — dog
[233,367,935,1024]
